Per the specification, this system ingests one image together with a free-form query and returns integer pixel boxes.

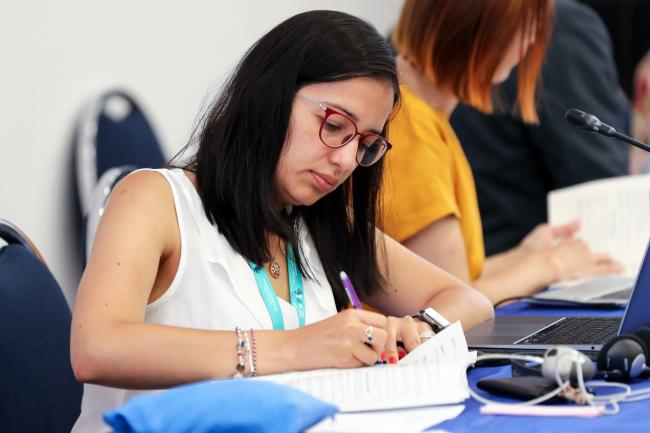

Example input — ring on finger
[364,325,374,344]
[419,330,435,340]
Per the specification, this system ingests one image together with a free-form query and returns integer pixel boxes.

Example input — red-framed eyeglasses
[297,94,392,167]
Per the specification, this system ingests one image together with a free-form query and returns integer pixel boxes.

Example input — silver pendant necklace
[269,258,281,279]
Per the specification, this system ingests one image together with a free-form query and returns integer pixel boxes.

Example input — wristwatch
[411,307,450,333]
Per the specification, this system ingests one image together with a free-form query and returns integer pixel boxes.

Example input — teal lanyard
[248,244,305,330]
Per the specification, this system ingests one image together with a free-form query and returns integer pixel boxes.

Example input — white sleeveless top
[72,168,338,433]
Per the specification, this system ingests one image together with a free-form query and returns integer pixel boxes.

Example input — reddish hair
[393,0,554,123]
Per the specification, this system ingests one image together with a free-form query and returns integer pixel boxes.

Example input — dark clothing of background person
[580,0,650,99]
[450,0,629,256]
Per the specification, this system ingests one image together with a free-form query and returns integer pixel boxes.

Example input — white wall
[0,1,403,304]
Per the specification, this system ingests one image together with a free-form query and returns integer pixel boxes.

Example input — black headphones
[596,327,650,382]
[512,326,650,384]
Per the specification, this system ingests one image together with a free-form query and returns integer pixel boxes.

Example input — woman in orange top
[382,0,623,305]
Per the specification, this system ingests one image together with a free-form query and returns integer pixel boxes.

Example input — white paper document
[307,404,464,433]
[548,174,650,276]
[400,321,468,366]
[257,322,469,412]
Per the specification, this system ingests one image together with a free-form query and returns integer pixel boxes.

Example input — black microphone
[565,108,650,153]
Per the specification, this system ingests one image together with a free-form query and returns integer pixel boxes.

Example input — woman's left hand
[383,316,434,364]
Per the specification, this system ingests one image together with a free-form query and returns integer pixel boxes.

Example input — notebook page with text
[256,322,469,412]
[400,321,470,366]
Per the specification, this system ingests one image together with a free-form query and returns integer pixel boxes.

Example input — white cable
[467,352,650,414]
[582,381,632,415]
[467,354,569,407]
[568,353,631,414]
[625,388,650,402]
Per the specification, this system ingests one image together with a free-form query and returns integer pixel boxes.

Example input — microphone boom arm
[565,108,650,153]
[612,131,650,153]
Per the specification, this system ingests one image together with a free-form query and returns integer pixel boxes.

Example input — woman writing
[381,0,623,305]
[70,10,493,433]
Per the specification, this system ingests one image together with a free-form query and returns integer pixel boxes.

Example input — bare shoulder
[110,169,173,204]
[95,169,179,258]
[107,170,177,221]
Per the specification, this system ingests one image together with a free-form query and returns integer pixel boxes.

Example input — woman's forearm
[71,321,298,389]
[482,246,526,278]
[424,285,494,331]
[473,252,553,304]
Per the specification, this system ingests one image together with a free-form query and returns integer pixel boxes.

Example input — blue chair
[0,219,45,264]
[73,89,166,263]
[83,165,136,262]
[0,219,83,433]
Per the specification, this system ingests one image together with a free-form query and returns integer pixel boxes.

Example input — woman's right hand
[543,238,625,282]
[291,309,388,370]
[518,220,580,254]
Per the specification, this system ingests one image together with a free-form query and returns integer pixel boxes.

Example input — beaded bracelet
[233,327,249,379]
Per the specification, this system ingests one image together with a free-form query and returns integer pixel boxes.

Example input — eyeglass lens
[320,112,387,166]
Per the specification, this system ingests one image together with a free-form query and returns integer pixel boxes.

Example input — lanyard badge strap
[249,244,305,330]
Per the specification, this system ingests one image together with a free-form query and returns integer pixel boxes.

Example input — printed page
[548,174,650,276]
[257,322,469,412]
[400,321,468,366]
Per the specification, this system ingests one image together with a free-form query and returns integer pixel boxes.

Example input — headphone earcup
[542,346,594,383]
[597,335,624,371]
[634,327,650,378]
[633,327,650,356]
[597,334,647,382]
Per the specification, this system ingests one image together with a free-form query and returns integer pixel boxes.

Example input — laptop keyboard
[517,317,620,345]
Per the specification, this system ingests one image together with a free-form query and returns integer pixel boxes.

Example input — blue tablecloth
[436,301,650,433]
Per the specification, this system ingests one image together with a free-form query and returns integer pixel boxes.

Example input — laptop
[526,274,634,307]
[466,239,650,360]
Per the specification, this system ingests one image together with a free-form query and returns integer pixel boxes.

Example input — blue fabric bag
[104,379,338,433]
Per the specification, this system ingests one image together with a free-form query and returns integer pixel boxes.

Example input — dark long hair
[175,10,399,310]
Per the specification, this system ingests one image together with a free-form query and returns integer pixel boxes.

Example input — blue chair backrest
[0,219,44,263]
[0,224,82,433]
[74,89,166,267]
[94,90,165,177]
[74,89,166,217]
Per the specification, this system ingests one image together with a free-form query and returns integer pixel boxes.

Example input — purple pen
[339,271,362,309]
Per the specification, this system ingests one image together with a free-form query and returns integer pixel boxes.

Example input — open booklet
[548,174,650,279]
[255,321,471,412]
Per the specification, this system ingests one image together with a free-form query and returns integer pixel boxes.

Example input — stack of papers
[548,174,650,276]
[307,405,463,433]
[258,322,469,412]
